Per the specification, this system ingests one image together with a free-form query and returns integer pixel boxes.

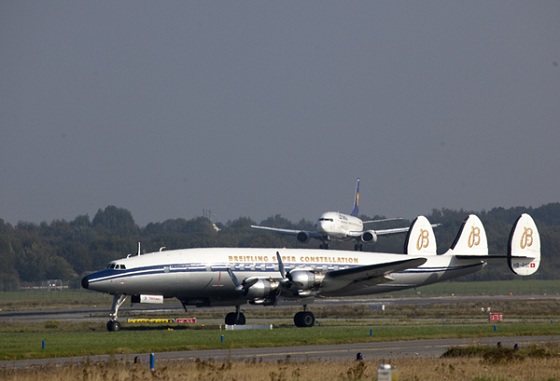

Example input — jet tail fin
[443,214,488,256]
[404,216,437,255]
[508,213,541,276]
[350,178,360,217]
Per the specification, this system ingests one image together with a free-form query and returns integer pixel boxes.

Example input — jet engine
[296,231,311,243]
[361,230,378,243]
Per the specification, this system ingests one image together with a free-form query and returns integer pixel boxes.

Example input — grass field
[2,322,560,361]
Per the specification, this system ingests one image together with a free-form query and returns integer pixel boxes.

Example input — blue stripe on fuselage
[85,261,485,286]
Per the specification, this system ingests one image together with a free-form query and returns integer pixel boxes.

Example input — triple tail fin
[508,213,541,276]
[403,216,437,255]
[350,178,360,217]
[443,214,488,256]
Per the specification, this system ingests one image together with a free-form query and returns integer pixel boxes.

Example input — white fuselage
[316,212,363,240]
[83,247,484,307]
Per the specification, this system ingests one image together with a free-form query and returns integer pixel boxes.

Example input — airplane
[251,178,412,250]
[81,213,541,331]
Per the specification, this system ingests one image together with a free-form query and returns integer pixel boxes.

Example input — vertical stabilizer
[350,178,360,217]
[444,214,488,256]
[508,213,541,276]
[403,216,437,255]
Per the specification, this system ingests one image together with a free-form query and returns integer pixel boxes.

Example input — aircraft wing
[345,226,412,238]
[250,225,324,239]
[362,217,404,224]
[322,257,427,289]
[374,227,411,236]
[374,223,441,237]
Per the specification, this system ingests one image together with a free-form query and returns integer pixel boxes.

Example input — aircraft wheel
[294,311,315,327]
[225,312,246,325]
[239,313,246,325]
[225,312,236,325]
[107,320,121,332]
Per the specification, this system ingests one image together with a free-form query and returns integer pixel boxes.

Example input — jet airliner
[251,179,411,250]
[82,213,541,331]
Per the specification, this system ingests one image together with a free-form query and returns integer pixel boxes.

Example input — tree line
[0,203,559,290]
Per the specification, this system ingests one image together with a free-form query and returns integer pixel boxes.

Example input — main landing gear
[354,243,364,251]
[106,294,127,332]
[294,305,315,327]
[224,305,315,327]
[225,305,246,325]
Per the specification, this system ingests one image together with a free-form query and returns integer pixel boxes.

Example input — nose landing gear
[106,294,127,332]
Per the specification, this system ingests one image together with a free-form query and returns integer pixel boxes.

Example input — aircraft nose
[81,276,89,289]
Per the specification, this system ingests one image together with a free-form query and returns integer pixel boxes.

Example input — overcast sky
[1,1,559,227]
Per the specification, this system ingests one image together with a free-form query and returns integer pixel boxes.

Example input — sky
[1,1,559,227]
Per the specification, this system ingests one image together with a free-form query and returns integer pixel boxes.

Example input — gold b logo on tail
[416,229,430,250]
[468,226,481,248]
[520,227,534,249]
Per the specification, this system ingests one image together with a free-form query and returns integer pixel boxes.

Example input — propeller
[274,251,292,304]
[226,268,258,292]
[226,268,243,291]
[276,251,290,285]
[226,252,291,302]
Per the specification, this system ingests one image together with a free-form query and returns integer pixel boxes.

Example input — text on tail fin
[508,213,541,276]
[404,216,437,255]
[444,214,488,256]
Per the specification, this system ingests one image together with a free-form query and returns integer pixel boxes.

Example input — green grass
[2,321,560,361]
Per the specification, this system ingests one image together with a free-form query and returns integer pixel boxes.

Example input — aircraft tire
[294,311,315,327]
[225,313,236,325]
[225,312,246,325]
[107,320,121,332]
[237,313,246,325]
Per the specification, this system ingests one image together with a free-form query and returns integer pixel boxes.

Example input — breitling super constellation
[81,213,541,331]
[251,178,412,250]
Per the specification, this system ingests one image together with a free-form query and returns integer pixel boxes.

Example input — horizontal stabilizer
[508,213,541,276]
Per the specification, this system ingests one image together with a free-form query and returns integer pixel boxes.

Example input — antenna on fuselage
[137,242,141,256]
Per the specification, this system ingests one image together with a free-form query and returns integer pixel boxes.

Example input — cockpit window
[319,218,334,222]
[106,263,126,270]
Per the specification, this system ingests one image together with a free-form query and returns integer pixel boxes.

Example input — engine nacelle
[289,270,324,290]
[245,279,279,300]
[361,230,378,243]
[296,231,311,243]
